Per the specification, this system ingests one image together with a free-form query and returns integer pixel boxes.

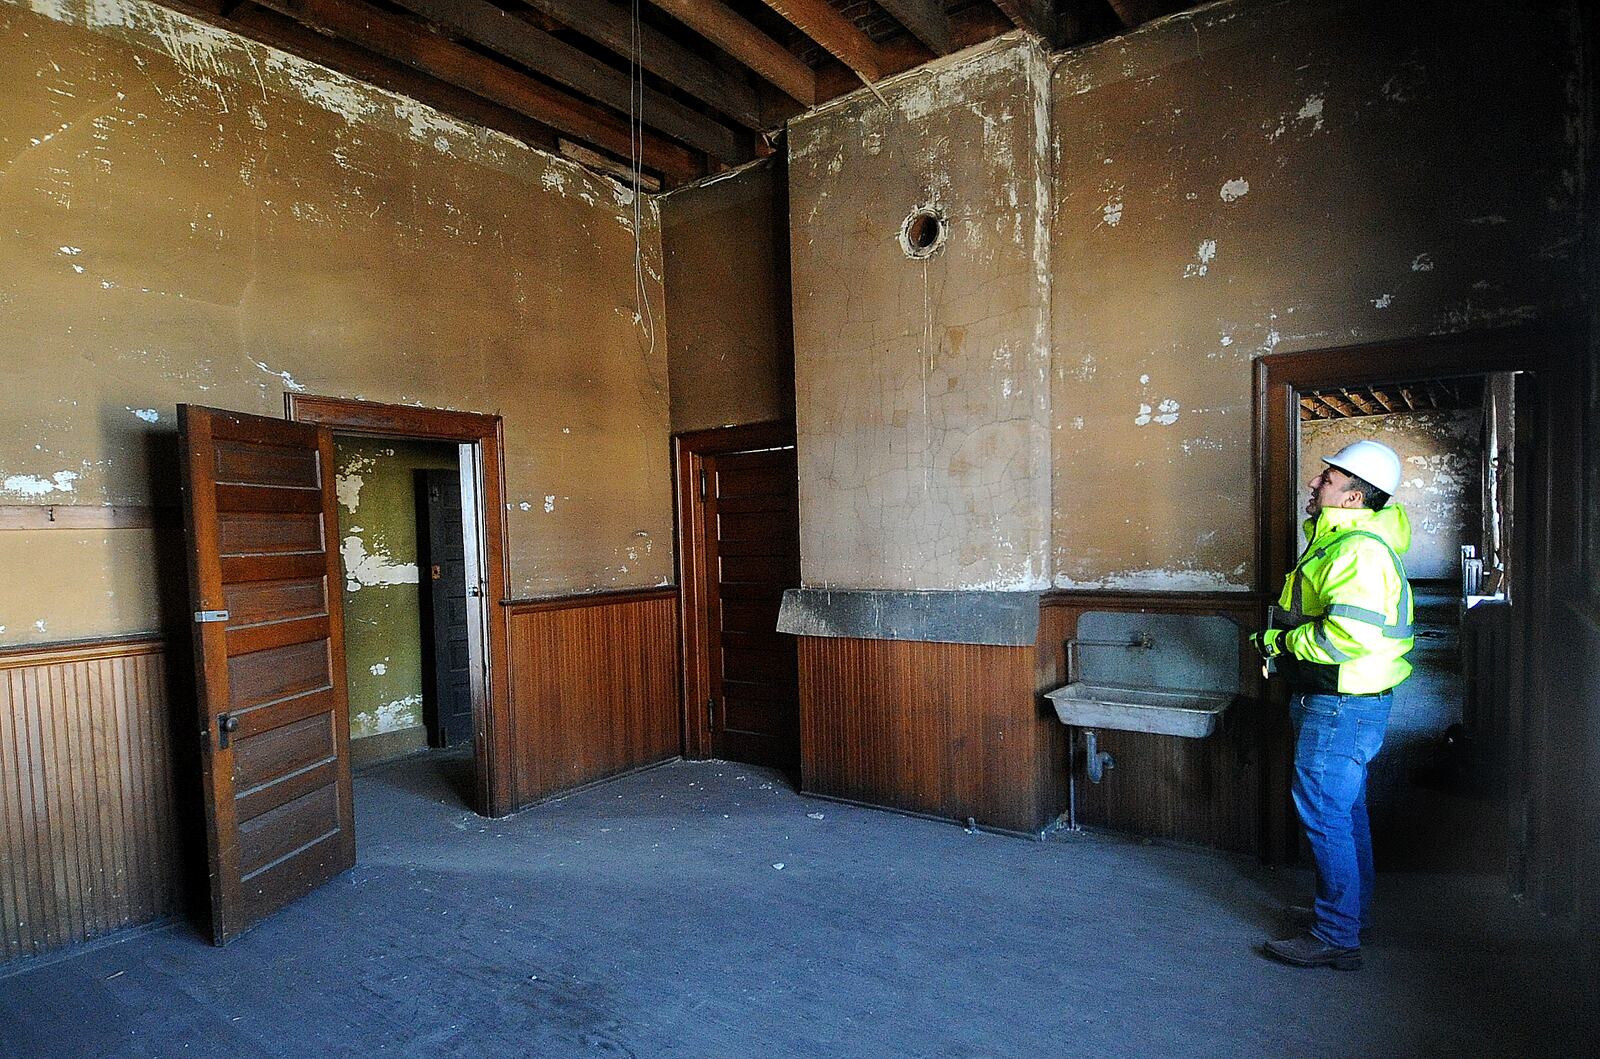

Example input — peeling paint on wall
[788,36,1054,591]
[1049,0,1582,591]
[0,0,672,643]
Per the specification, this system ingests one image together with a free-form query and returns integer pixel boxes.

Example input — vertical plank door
[179,405,355,944]
[417,468,474,748]
[703,447,801,770]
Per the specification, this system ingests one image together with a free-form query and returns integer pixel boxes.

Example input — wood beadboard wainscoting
[1038,592,1269,854]
[504,588,681,808]
[798,636,1067,834]
[0,635,184,962]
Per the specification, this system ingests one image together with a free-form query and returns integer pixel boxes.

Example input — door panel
[703,447,800,769]
[179,405,355,944]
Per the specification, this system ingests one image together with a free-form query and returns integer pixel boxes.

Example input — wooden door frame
[673,420,796,759]
[1252,319,1574,866]
[286,394,515,818]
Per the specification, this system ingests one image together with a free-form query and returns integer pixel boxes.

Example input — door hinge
[193,610,230,623]
[706,697,715,730]
[699,469,708,501]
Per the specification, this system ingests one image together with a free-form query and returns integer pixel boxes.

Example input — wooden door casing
[179,405,355,944]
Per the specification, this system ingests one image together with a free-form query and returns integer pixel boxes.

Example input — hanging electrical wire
[630,0,656,358]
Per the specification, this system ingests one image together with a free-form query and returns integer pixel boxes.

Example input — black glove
[1249,628,1285,659]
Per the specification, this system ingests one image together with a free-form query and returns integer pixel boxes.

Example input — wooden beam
[512,0,761,128]
[1340,388,1379,416]
[875,0,954,55]
[250,0,702,182]
[1298,397,1330,421]
[992,0,1056,43]
[1312,391,1356,418]
[1105,0,1165,28]
[756,0,885,83]
[1398,386,1419,411]
[164,0,560,153]
[389,0,747,161]
[1369,388,1399,414]
[648,0,816,106]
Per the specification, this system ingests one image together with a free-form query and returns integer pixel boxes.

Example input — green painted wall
[334,436,459,740]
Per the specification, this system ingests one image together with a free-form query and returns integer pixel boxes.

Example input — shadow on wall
[140,426,211,940]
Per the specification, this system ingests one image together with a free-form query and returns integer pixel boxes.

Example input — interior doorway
[287,395,514,819]
[329,438,476,808]
[1295,374,1511,873]
[675,421,801,773]
[1255,325,1564,896]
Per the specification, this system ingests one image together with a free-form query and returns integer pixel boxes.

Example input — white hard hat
[1323,440,1403,496]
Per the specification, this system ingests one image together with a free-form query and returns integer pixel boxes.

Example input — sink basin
[1046,681,1233,738]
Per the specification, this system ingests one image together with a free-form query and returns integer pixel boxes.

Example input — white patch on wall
[351,694,423,738]
[58,245,82,255]
[1183,239,1218,278]
[1219,178,1250,202]
[336,472,364,511]
[1099,196,1124,227]
[1267,93,1327,140]
[1411,253,1435,272]
[1136,398,1181,427]
[370,661,387,676]
[128,407,161,423]
[3,470,79,496]
[35,620,48,632]
[1055,567,1248,592]
[340,534,419,592]
[518,501,531,511]
[1372,294,1394,309]
[251,359,306,391]
[543,495,556,513]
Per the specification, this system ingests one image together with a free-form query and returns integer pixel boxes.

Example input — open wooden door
[178,405,356,944]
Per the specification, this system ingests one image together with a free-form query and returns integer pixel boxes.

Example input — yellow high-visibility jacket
[1273,503,1416,695]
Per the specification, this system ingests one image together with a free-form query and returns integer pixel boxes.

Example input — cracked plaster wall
[1050,0,1584,591]
[0,0,672,645]
[661,159,795,434]
[788,36,1054,590]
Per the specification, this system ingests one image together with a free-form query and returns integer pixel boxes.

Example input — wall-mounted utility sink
[1046,682,1233,739]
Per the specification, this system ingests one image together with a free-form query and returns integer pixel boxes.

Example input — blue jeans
[1290,691,1392,950]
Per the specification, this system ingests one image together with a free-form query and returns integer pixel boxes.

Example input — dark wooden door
[178,405,356,944]
[417,469,473,748]
[702,447,800,769]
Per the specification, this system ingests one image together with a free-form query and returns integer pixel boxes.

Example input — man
[1250,439,1415,971]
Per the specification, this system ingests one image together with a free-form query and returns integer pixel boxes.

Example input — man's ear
[1340,488,1366,510]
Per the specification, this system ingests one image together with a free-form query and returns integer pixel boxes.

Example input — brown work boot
[1263,932,1363,970]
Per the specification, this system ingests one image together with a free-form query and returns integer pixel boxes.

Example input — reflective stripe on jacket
[1274,503,1416,695]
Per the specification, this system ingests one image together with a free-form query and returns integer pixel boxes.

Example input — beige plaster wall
[1300,410,1482,581]
[787,37,1054,590]
[661,160,795,434]
[0,0,671,645]
[1050,0,1584,591]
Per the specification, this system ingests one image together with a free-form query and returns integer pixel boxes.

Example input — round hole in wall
[899,207,947,258]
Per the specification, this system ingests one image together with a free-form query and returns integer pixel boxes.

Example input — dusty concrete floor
[1,751,1593,1058]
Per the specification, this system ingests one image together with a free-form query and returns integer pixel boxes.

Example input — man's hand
[1249,628,1285,659]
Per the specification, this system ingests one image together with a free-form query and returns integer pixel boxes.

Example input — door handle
[217,713,240,750]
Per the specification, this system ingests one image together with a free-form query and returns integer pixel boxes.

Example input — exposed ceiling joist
[756,0,889,84]
[512,0,762,129]
[648,0,817,106]
[875,0,955,56]
[251,0,702,182]
[389,0,748,163]
[1105,0,1164,27]
[991,0,1056,43]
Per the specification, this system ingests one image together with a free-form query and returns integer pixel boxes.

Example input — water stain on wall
[0,0,672,645]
